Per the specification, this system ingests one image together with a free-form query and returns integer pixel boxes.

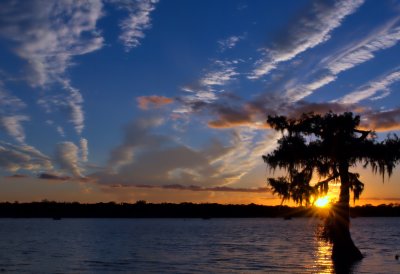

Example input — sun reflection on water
[315,236,334,273]
[308,224,334,273]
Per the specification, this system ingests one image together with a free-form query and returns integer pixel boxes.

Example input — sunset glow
[0,0,399,204]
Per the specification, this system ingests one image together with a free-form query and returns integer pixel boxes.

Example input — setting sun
[315,196,330,208]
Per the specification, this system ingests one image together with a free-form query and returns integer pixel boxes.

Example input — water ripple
[0,218,398,273]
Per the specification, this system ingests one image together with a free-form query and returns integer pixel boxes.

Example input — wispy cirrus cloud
[0,115,30,144]
[0,0,104,87]
[111,0,159,52]
[0,82,29,143]
[0,85,25,111]
[218,35,244,52]
[284,75,337,103]
[80,138,89,163]
[249,0,364,79]
[200,60,239,87]
[37,80,85,135]
[336,69,400,104]
[62,80,85,135]
[0,0,104,137]
[0,141,53,173]
[175,60,240,114]
[282,17,400,103]
[137,95,174,110]
[324,18,400,75]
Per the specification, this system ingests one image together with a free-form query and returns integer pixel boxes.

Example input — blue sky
[0,0,400,204]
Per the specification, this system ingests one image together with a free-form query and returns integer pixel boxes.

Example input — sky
[0,0,400,205]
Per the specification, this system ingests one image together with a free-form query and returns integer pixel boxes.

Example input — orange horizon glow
[0,176,399,206]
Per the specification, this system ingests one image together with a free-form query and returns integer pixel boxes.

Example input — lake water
[0,218,399,273]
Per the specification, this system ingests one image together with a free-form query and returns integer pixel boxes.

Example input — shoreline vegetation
[0,201,399,218]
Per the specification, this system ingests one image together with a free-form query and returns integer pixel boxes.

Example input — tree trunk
[328,163,363,263]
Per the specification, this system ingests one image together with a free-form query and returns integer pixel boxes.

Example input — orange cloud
[363,108,400,132]
[207,101,356,129]
[207,104,266,129]
[137,95,173,110]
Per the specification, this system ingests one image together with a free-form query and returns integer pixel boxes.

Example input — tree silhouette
[263,112,400,263]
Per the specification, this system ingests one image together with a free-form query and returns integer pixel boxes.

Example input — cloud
[38,173,71,181]
[80,138,89,162]
[107,116,166,168]
[206,98,400,133]
[0,141,53,172]
[207,105,259,129]
[249,0,364,79]
[0,0,105,137]
[324,18,400,75]
[57,126,65,137]
[336,70,400,104]
[112,183,269,193]
[174,60,240,114]
[174,2,394,134]
[175,88,217,114]
[54,142,83,177]
[92,116,268,188]
[276,18,400,104]
[0,115,30,144]
[0,85,25,111]
[200,60,239,86]
[104,146,218,186]
[207,99,358,129]
[364,108,400,132]
[284,75,337,102]
[112,0,159,52]
[37,80,85,135]
[218,35,244,51]
[0,0,104,87]
[0,82,29,143]
[64,83,85,135]
[137,95,174,110]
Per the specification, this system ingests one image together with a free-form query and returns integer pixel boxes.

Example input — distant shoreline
[0,201,399,218]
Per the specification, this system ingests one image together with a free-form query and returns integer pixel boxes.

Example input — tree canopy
[263,112,400,205]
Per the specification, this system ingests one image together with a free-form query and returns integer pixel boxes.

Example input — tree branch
[354,129,371,141]
[314,173,339,191]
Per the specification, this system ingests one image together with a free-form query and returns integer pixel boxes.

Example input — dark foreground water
[0,218,398,273]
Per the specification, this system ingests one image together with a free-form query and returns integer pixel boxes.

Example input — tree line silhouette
[0,201,398,218]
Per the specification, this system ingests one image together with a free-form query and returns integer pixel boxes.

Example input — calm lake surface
[0,218,399,273]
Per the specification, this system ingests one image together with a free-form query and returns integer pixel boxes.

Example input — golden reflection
[315,236,334,273]
[310,224,334,273]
